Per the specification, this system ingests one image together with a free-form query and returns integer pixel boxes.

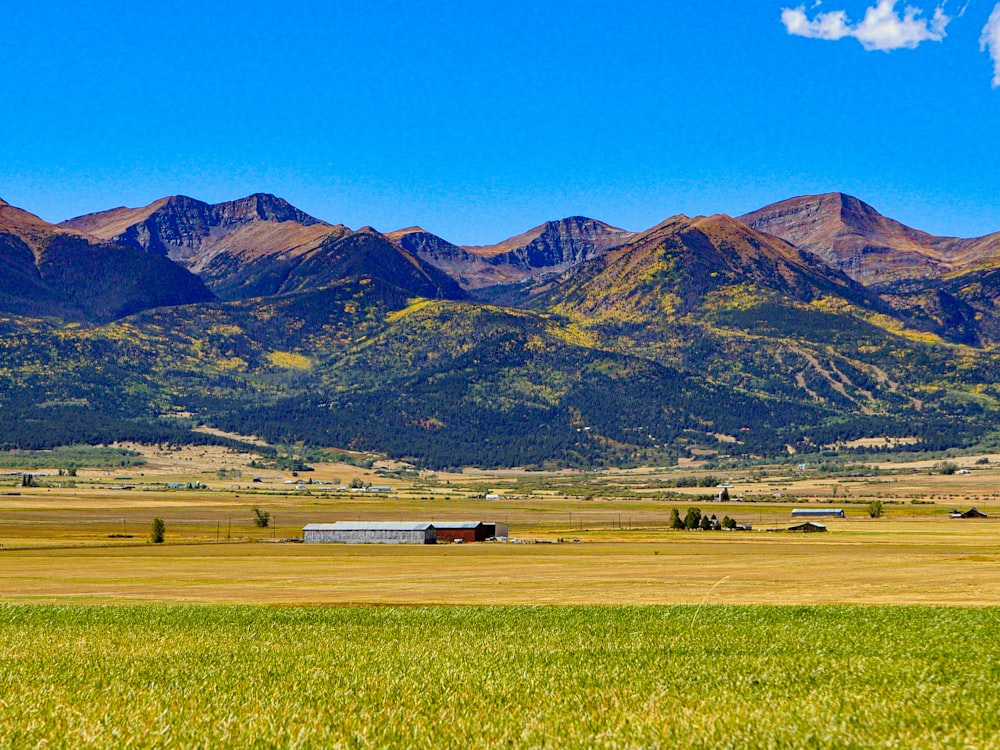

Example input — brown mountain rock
[0,199,213,322]
[739,193,1000,285]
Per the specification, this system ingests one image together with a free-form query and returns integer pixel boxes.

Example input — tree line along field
[2,605,1000,749]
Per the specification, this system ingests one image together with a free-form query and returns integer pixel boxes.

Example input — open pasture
[1,512,999,605]
[3,605,1000,748]
[1,446,999,605]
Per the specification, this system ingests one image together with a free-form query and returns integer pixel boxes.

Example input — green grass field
[2,605,1000,748]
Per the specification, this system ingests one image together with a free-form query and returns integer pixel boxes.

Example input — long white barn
[791,509,845,518]
[303,522,436,544]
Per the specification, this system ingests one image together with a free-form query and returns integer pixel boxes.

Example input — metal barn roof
[431,522,485,529]
[789,521,827,531]
[303,522,435,532]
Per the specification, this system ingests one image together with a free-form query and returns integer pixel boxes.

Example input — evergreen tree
[670,508,685,530]
[684,508,702,530]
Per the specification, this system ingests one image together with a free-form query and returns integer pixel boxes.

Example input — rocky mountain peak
[213,193,323,227]
[462,216,634,271]
[738,193,951,285]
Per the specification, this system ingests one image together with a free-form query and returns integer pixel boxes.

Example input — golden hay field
[1,444,999,606]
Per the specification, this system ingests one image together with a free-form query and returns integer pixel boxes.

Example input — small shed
[788,521,827,533]
[483,522,509,539]
[303,522,436,544]
[791,509,845,518]
[950,507,989,519]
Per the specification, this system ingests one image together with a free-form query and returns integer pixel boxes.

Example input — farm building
[788,521,827,533]
[303,522,436,544]
[950,508,989,519]
[435,522,489,543]
[432,522,511,543]
[791,508,845,518]
[484,522,509,539]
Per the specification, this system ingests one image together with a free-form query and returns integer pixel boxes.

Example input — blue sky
[1,1,998,244]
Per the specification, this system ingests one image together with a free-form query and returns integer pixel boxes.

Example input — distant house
[950,508,988,519]
[788,521,827,533]
[303,522,436,544]
[791,509,845,518]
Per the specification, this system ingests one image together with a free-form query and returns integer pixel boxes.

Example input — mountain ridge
[63,193,459,304]
[389,216,635,290]
[739,192,1000,285]
[0,199,213,322]
[0,190,994,467]
[542,212,876,324]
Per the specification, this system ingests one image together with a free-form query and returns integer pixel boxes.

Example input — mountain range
[1,189,998,467]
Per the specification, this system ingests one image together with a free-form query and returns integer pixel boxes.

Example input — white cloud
[782,1,952,51]
[981,4,1000,87]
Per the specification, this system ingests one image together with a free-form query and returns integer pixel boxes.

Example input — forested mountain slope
[0,193,995,467]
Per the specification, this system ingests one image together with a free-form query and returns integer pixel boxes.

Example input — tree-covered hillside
[1,194,999,468]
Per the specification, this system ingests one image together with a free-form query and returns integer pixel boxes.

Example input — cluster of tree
[0,446,143,471]
[666,475,723,488]
[669,507,738,531]
[247,455,313,472]
[0,402,266,455]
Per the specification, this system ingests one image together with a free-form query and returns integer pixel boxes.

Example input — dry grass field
[2,526,999,605]
[1,444,998,606]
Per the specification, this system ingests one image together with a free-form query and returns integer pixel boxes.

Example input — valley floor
[4,447,1000,747]
[1,444,999,606]
[1,527,998,605]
